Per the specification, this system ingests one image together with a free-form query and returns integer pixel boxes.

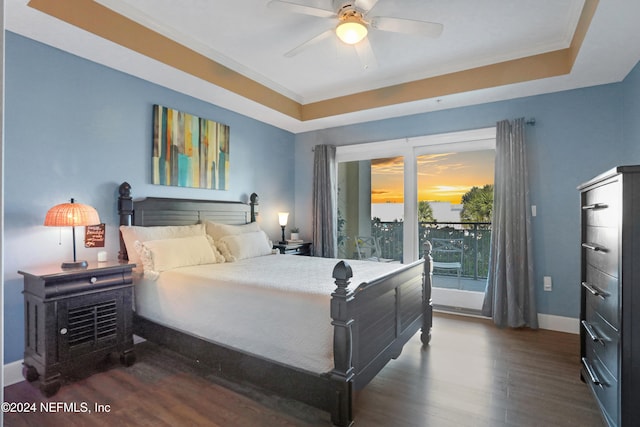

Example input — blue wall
[294,62,640,320]
[3,32,296,363]
[622,61,640,152]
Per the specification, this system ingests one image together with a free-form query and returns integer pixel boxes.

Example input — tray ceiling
[7,0,640,132]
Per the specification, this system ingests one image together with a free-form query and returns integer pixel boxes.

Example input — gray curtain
[482,118,538,328]
[312,145,337,257]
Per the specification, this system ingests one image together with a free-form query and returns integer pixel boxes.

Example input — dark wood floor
[4,312,605,427]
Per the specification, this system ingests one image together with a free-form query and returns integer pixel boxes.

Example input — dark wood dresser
[578,165,640,427]
[19,261,136,396]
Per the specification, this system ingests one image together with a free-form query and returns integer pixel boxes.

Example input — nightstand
[273,242,312,256]
[18,261,136,396]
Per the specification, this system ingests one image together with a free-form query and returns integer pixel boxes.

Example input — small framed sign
[85,223,106,248]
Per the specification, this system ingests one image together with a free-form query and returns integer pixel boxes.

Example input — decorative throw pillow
[134,234,222,280]
[204,221,261,241]
[120,224,206,267]
[216,230,273,262]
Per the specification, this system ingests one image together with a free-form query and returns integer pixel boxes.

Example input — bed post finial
[118,182,134,262]
[332,261,352,294]
[421,241,433,345]
[119,181,131,198]
[330,260,355,427]
[250,193,259,222]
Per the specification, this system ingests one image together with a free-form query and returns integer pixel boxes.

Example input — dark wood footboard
[329,244,432,426]
[133,313,334,412]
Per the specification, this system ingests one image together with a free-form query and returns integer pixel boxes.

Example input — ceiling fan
[267,0,444,65]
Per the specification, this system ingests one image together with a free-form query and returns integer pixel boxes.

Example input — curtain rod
[312,118,538,152]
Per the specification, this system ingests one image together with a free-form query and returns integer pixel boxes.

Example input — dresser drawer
[582,181,620,227]
[582,355,618,427]
[583,264,619,329]
[583,226,619,278]
[582,311,619,379]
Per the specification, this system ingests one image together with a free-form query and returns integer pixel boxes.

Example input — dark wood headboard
[117,182,257,261]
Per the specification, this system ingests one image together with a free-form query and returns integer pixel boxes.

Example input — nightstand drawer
[44,272,130,298]
[21,264,134,299]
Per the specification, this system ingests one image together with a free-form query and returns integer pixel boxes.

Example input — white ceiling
[7,0,640,133]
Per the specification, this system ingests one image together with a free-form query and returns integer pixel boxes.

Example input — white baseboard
[537,313,579,334]
[4,359,25,387]
[432,288,579,334]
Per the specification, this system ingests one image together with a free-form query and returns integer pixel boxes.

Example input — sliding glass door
[337,157,404,262]
[336,127,496,312]
[416,150,494,312]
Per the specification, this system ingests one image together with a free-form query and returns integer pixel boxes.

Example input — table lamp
[278,212,289,244]
[44,198,101,269]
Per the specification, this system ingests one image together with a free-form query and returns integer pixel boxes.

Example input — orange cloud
[368,150,494,204]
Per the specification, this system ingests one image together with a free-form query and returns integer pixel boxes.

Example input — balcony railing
[370,221,492,280]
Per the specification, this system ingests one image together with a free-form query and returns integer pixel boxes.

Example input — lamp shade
[278,212,289,227]
[44,198,100,269]
[44,198,100,227]
[336,19,368,45]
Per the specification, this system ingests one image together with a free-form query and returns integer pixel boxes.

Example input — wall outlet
[543,276,552,291]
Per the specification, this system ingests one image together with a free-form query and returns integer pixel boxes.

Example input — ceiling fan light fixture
[336,19,368,45]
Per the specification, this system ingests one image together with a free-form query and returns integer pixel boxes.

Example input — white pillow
[205,221,261,241]
[134,235,224,280]
[120,224,206,267]
[216,230,273,262]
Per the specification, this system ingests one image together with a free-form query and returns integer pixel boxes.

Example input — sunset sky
[371,150,495,204]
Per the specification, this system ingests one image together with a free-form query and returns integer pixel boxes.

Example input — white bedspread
[134,254,405,374]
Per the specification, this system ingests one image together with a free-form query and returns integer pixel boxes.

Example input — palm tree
[418,200,435,223]
[460,185,493,222]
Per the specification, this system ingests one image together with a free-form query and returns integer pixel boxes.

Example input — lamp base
[61,260,89,269]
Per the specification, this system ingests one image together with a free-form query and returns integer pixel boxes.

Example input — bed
[116,182,433,426]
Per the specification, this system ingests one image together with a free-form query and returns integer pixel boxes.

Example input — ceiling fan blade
[284,29,334,57]
[355,0,380,13]
[370,16,443,37]
[354,37,377,70]
[267,0,335,18]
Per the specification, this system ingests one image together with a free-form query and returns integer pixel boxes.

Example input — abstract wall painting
[152,105,230,190]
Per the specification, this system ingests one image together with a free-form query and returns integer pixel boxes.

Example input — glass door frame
[336,127,496,264]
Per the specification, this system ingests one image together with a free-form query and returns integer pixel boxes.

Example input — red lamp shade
[44,198,100,269]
